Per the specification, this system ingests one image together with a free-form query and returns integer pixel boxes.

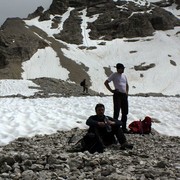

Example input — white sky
[0,0,52,26]
[0,0,180,146]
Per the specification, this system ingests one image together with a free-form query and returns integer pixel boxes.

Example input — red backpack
[129,116,152,134]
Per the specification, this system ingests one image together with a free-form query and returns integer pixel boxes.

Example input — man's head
[95,103,105,117]
[116,63,125,69]
[116,63,125,73]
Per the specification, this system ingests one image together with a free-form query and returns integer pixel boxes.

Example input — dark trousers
[111,126,126,145]
[83,85,88,93]
[113,92,128,130]
[96,126,126,146]
[83,126,127,153]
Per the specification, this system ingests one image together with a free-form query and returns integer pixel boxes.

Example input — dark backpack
[129,116,152,134]
[80,80,85,86]
[81,132,104,153]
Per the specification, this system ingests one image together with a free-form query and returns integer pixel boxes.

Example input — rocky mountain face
[37,0,180,43]
[0,19,48,79]
[0,0,180,84]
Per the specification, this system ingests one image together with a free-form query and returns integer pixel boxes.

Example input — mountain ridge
[0,0,180,95]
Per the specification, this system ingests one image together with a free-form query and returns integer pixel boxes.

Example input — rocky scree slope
[0,128,179,179]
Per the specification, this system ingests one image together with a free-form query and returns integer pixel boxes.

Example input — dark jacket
[86,114,122,128]
[86,115,122,145]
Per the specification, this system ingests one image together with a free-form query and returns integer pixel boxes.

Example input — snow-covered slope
[23,2,180,95]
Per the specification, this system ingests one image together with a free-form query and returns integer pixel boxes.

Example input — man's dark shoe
[67,146,83,152]
[67,142,84,153]
[120,142,134,150]
[122,128,130,133]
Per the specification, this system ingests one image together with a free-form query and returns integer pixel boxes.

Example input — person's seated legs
[112,126,133,150]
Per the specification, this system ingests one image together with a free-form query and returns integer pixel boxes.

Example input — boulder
[49,0,69,15]
[54,9,83,44]
[27,6,44,19]
[149,7,180,30]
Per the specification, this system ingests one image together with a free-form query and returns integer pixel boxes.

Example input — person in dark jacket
[84,103,133,153]
[80,79,88,93]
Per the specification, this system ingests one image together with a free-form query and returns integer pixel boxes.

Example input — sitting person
[82,103,133,153]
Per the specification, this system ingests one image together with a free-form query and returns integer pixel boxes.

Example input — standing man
[80,79,88,93]
[104,63,129,133]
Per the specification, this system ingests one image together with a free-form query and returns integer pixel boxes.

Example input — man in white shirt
[104,63,129,133]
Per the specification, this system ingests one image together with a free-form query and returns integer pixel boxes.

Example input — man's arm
[104,80,114,93]
[107,116,122,126]
[86,116,98,127]
[126,82,129,95]
[86,116,106,128]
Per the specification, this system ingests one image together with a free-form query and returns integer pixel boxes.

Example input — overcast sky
[0,0,52,26]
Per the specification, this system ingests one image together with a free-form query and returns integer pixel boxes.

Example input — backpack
[129,116,152,134]
[81,132,104,153]
[67,132,105,153]
[80,80,85,86]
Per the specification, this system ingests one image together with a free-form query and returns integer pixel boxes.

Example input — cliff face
[0,18,48,79]
[48,0,180,43]
[0,0,180,81]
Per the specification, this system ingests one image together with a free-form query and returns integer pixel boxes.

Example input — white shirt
[107,72,128,93]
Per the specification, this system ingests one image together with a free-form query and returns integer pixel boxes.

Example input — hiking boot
[67,142,84,153]
[120,142,134,150]
[122,128,130,133]
[67,146,84,153]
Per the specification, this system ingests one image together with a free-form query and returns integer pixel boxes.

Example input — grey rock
[0,129,179,179]
[27,6,44,19]
[21,170,37,180]
[1,162,12,173]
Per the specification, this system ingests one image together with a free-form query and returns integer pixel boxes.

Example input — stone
[0,129,179,179]
[21,170,37,180]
